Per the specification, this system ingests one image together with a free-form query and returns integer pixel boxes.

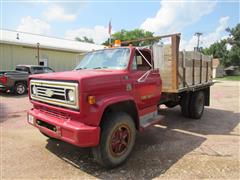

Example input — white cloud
[181,16,229,50]
[140,1,217,34]
[43,5,77,22]
[65,26,110,44]
[17,16,50,34]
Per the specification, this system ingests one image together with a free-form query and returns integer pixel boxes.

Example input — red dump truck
[27,34,213,168]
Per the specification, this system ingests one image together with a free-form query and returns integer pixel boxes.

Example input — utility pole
[195,32,203,51]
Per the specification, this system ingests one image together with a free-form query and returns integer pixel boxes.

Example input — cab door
[129,49,161,110]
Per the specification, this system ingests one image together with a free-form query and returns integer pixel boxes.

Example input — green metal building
[0,29,104,71]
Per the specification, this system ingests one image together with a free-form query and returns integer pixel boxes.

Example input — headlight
[32,85,37,95]
[67,89,75,102]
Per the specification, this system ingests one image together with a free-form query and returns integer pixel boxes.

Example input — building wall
[0,43,83,71]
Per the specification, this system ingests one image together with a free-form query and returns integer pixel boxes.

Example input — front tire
[14,82,27,95]
[92,112,136,168]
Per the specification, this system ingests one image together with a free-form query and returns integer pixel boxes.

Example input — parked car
[15,65,54,74]
[0,65,54,95]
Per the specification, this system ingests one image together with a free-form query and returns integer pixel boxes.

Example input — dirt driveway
[0,80,239,179]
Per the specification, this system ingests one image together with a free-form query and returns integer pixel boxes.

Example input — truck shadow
[45,106,239,179]
[0,92,28,98]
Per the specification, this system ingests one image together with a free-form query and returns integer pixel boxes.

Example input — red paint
[0,75,7,85]
[28,47,162,147]
[28,108,100,147]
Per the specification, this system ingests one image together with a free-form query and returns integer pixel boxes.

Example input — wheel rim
[17,84,25,94]
[110,124,131,157]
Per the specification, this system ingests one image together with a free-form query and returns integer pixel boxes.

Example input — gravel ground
[0,80,239,179]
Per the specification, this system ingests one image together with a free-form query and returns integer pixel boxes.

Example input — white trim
[0,29,105,53]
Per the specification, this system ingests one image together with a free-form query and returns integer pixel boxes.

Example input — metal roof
[0,29,105,53]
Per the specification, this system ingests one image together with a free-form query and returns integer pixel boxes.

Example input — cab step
[139,111,164,129]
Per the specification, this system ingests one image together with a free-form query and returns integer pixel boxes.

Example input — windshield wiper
[75,67,87,70]
[93,67,108,69]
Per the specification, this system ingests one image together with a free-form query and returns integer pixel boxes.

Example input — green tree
[75,36,94,44]
[226,24,240,66]
[203,23,240,67]
[202,39,229,66]
[103,29,158,46]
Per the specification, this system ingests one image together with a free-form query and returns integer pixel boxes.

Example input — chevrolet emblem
[45,89,54,97]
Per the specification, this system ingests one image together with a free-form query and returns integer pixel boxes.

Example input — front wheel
[14,82,27,95]
[92,112,136,168]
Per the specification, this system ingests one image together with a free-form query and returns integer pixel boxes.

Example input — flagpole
[108,19,112,46]
[109,34,111,46]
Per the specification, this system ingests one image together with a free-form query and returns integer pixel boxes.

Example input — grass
[215,75,240,81]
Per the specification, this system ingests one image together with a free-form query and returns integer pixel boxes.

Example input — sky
[1,0,239,50]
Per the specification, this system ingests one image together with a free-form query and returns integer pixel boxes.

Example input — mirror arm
[137,69,152,83]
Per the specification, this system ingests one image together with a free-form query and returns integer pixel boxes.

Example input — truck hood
[29,69,127,82]
[30,69,127,94]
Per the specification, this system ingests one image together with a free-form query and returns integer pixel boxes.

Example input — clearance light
[88,96,96,105]
[114,39,121,47]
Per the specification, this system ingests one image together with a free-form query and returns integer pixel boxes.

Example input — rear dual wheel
[181,91,205,119]
[92,112,136,169]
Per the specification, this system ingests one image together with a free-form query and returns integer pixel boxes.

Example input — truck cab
[28,46,163,167]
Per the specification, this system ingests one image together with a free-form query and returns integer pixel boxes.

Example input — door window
[132,50,152,71]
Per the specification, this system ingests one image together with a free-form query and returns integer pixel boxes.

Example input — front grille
[30,80,79,109]
[35,85,66,100]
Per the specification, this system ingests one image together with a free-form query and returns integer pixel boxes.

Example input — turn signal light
[114,39,121,47]
[88,96,96,105]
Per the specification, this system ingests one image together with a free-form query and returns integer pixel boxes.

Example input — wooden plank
[171,35,180,91]
[178,52,184,89]
[206,62,208,82]
[200,54,202,83]
[211,58,213,80]
[182,51,186,87]
[159,38,212,93]
[192,59,195,85]
[122,33,181,45]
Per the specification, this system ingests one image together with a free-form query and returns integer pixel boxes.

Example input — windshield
[75,48,130,70]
